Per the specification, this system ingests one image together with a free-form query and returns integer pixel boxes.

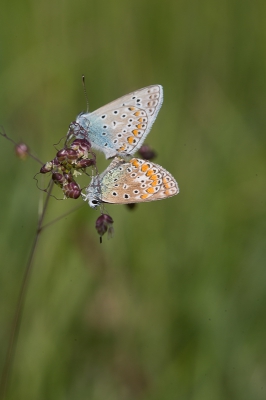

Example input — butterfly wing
[76,85,163,159]
[99,157,178,204]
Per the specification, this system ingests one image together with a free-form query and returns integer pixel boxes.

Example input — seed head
[15,143,29,160]
[95,214,114,242]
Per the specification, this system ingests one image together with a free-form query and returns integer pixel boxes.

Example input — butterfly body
[83,157,179,208]
[73,85,163,159]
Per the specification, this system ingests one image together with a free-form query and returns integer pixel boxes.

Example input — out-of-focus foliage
[1,1,266,399]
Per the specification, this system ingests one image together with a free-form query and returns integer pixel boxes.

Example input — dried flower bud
[63,173,74,183]
[15,143,29,160]
[95,214,114,242]
[52,172,65,187]
[57,148,78,162]
[70,138,91,156]
[40,161,53,174]
[138,144,157,160]
[40,157,60,174]
[63,181,81,199]
[75,158,95,169]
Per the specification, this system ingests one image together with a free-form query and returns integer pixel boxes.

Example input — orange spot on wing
[163,177,170,184]
[127,137,135,144]
[141,194,149,199]
[137,124,143,129]
[134,111,141,116]
[146,187,155,194]
[151,180,159,186]
[164,182,171,189]
[119,145,126,151]
[150,174,158,181]
[138,117,143,122]
[128,107,136,111]
[146,169,154,177]
[141,164,149,172]
[130,159,140,168]
[164,190,171,196]
[132,129,139,136]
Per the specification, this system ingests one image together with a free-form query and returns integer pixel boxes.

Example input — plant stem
[0,180,54,400]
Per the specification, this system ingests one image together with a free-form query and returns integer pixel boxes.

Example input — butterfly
[69,85,163,159]
[82,157,179,208]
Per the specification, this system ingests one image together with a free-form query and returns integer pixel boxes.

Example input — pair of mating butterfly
[69,84,179,208]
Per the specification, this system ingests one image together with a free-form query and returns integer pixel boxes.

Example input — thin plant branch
[0,126,43,166]
[0,180,54,400]
[41,203,84,231]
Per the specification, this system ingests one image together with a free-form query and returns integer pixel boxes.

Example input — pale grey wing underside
[98,157,178,204]
[76,85,163,159]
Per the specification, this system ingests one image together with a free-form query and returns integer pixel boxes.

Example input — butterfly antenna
[82,75,89,113]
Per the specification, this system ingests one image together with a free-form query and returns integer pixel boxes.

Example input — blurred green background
[1,1,266,399]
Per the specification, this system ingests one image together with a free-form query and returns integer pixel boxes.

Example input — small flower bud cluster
[40,132,94,199]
